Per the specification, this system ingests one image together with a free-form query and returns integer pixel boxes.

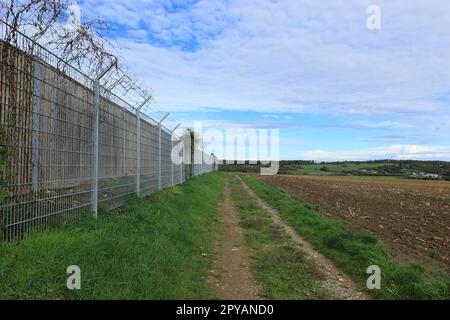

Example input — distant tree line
[219,160,450,180]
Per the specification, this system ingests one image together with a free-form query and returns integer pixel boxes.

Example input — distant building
[421,173,441,179]
[409,172,441,179]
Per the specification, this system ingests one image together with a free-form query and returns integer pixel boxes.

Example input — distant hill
[219,160,450,180]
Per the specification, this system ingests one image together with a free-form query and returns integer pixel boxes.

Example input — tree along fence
[0,21,217,242]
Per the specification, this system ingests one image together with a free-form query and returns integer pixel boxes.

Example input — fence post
[136,109,141,196]
[135,97,151,197]
[170,123,181,187]
[171,139,174,186]
[122,112,126,176]
[92,60,117,217]
[31,61,42,192]
[158,123,161,189]
[92,80,100,216]
[158,113,170,189]
[180,139,184,184]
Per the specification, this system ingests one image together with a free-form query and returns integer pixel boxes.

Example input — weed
[428,251,441,259]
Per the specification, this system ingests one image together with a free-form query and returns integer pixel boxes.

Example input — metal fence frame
[0,20,217,242]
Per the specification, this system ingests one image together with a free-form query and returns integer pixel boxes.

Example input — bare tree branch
[1,0,152,100]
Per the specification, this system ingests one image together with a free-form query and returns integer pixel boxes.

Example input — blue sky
[77,0,450,161]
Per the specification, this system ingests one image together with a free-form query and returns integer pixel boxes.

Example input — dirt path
[208,179,261,300]
[237,176,371,300]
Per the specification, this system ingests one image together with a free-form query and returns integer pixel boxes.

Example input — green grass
[240,174,450,300]
[228,176,328,300]
[0,173,225,300]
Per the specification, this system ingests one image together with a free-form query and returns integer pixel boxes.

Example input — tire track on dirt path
[208,178,261,300]
[236,176,371,300]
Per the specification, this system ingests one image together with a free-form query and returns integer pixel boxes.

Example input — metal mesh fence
[0,20,217,242]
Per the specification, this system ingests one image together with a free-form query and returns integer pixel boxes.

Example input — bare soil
[208,179,261,300]
[238,176,370,300]
[256,175,450,274]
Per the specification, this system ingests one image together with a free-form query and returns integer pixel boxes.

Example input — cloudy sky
[78,0,450,161]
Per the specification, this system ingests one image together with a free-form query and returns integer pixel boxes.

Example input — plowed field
[256,175,450,274]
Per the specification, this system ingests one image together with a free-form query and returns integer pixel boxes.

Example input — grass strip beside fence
[0,173,224,300]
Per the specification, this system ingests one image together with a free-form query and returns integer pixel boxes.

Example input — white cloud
[79,0,450,117]
[301,145,450,161]
[76,0,450,160]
